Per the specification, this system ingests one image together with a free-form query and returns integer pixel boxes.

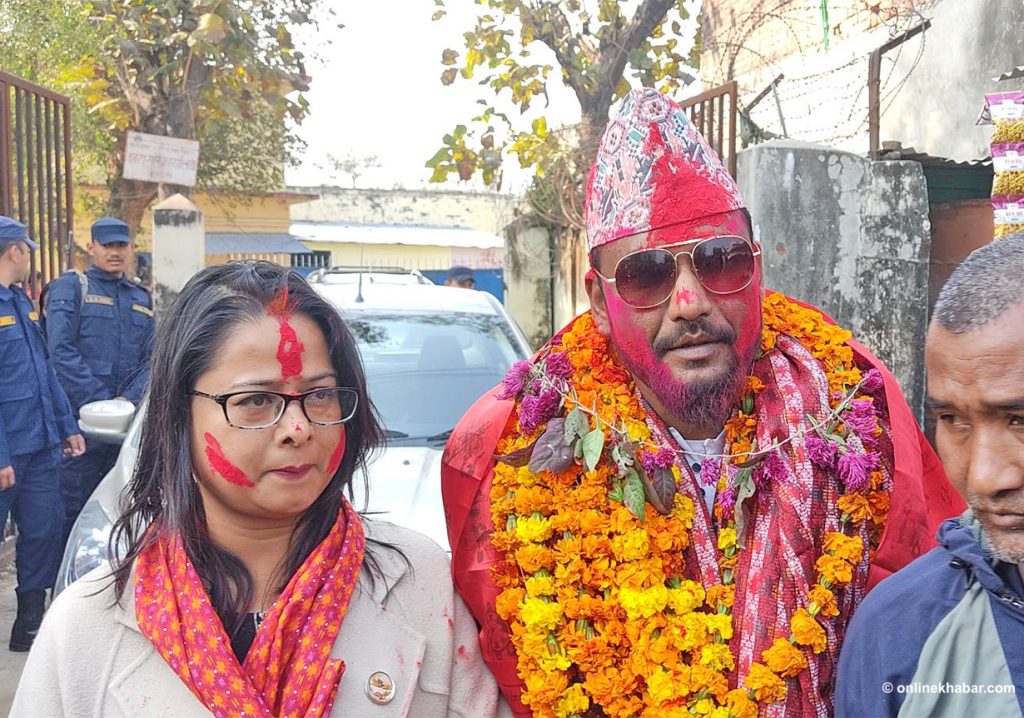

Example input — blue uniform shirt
[0,283,78,468]
[45,266,154,410]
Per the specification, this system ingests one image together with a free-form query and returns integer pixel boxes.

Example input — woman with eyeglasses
[11,261,503,717]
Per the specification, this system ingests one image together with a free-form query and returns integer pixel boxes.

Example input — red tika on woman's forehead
[584,88,745,252]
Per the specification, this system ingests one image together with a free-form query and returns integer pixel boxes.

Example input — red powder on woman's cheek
[326,431,347,477]
[203,433,254,488]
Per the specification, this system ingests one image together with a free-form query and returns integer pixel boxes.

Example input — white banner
[123,131,200,186]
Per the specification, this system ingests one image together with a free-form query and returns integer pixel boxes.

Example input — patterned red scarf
[135,499,365,718]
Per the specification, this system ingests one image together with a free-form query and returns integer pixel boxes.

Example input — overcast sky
[285,0,581,193]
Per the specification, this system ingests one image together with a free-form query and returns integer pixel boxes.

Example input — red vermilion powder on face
[267,287,305,381]
[676,288,696,306]
[326,431,347,477]
[204,433,255,488]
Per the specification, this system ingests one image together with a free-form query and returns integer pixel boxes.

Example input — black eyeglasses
[592,234,761,309]
[190,387,359,430]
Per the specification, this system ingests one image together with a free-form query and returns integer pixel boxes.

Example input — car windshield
[346,310,522,445]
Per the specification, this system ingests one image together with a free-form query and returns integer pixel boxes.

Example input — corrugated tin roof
[877,147,992,169]
[205,233,312,255]
[994,66,1024,82]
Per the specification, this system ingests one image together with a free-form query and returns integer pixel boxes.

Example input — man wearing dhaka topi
[440,88,963,717]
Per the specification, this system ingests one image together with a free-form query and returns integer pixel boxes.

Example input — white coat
[10,520,507,717]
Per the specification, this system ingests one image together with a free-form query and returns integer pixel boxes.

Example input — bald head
[932,232,1024,334]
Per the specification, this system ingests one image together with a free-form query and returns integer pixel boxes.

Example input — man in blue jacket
[836,232,1024,717]
[0,216,85,651]
[45,217,153,541]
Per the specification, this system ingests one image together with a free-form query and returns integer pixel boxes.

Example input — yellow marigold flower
[744,662,787,704]
[717,527,738,552]
[646,666,689,704]
[823,532,864,563]
[618,584,669,620]
[676,612,710,651]
[691,698,715,715]
[525,574,556,597]
[612,528,651,562]
[523,668,570,710]
[709,708,733,718]
[554,683,589,717]
[791,608,827,653]
[516,514,554,543]
[725,688,758,718]
[520,597,563,631]
[763,636,808,677]
[705,584,735,609]
[699,642,736,672]
[705,612,734,641]
[689,664,730,701]
[837,493,873,523]
[808,583,839,618]
[666,580,705,614]
[815,553,854,586]
[672,494,696,527]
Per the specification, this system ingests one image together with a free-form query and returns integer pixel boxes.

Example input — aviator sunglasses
[592,234,761,309]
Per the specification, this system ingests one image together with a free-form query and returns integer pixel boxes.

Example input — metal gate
[0,70,73,298]
[680,80,738,178]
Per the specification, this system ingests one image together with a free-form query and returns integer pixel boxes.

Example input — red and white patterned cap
[584,88,745,252]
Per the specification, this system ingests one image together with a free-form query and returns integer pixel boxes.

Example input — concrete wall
[289,186,520,237]
[882,0,1024,162]
[738,141,932,419]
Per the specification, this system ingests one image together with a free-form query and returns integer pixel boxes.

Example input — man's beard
[618,317,755,433]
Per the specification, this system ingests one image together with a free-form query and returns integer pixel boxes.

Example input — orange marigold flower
[743,662,787,704]
[868,490,890,525]
[815,554,855,586]
[763,637,808,677]
[823,532,864,563]
[495,587,525,622]
[516,544,556,573]
[705,584,735,609]
[808,584,839,619]
[837,493,873,523]
[725,688,759,718]
[790,608,828,653]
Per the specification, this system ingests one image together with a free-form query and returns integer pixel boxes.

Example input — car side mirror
[77,399,135,446]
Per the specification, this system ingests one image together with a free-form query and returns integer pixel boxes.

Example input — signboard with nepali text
[123,131,200,186]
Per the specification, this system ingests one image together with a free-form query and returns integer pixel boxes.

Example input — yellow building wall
[73,187,313,267]
[301,242,453,271]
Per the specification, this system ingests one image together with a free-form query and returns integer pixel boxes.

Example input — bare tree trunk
[107,175,157,243]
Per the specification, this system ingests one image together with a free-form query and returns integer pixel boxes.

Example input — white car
[55,271,530,594]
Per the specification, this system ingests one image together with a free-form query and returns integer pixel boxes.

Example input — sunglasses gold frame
[592,235,761,309]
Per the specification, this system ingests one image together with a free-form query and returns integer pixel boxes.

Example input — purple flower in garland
[861,368,884,395]
[753,448,788,491]
[844,398,879,448]
[498,360,533,400]
[716,485,737,520]
[805,434,839,471]
[544,351,573,382]
[519,388,561,435]
[700,456,722,487]
[641,446,676,475]
[837,450,879,493]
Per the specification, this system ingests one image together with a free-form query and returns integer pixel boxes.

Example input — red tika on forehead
[266,285,305,380]
[266,284,292,318]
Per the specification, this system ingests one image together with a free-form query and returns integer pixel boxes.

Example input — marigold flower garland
[491,292,890,718]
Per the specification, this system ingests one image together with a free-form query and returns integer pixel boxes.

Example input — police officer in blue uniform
[0,216,85,651]
[45,217,154,541]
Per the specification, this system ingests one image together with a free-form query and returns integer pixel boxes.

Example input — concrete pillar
[505,220,554,349]
[737,141,932,420]
[152,193,204,312]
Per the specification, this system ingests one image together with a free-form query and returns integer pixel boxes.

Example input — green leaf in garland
[581,427,605,473]
[623,468,646,521]
[608,476,625,503]
[732,467,756,544]
[562,407,587,445]
[637,463,675,516]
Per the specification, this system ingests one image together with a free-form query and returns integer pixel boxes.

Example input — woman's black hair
[109,261,387,631]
